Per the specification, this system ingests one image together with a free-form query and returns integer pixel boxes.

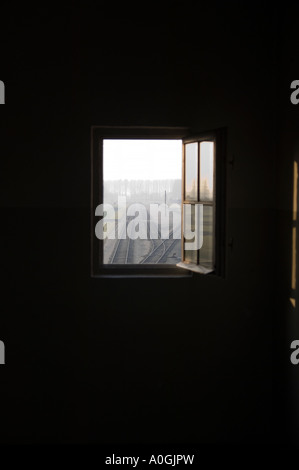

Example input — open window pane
[199,205,214,268]
[200,141,214,201]
[185,142,198,201]
[179,133,220,274]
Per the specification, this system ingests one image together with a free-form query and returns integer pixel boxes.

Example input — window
[91,126,226,277]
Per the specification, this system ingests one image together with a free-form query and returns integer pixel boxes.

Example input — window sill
[91,264,193,278]
[176,262,214,274]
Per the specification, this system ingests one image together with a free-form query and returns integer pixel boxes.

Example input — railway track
[109,209,181,265]
[109,218,132,264]
[141,224,181,264]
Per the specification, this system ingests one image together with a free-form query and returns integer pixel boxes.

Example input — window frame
[91,126,226,278]
[178,131,225,275]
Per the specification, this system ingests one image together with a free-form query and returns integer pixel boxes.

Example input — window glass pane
[185,142,198,201]
[183,204,198,264]
[102,139,182,265]
[199,205,214,268]
[200,141,214,201]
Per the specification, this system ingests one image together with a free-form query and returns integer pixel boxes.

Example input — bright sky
[103,139,182,180]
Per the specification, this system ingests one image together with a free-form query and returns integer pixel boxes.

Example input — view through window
[103,139,182,264]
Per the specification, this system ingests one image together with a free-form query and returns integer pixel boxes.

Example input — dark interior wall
[0,3,287,444]
[276,5,299,446]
